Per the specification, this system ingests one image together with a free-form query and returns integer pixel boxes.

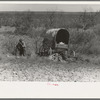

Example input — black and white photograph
[0,1,100,82]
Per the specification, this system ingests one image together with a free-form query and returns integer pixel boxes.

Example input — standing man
[16,39,26,56]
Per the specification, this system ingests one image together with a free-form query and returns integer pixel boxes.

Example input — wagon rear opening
[56,29,69,44]
[55,29,69,49]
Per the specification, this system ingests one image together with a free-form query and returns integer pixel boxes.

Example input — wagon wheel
[39,45,50,56]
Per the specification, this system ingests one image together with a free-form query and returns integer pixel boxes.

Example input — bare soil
[0,54,100,82]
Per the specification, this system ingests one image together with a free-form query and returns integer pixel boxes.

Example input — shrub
[0,26,45,57]
[2,34,36,57]
[2,35,17,54]
[69,28,96,55]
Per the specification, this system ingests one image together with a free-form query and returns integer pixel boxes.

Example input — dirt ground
[0,54,100,82]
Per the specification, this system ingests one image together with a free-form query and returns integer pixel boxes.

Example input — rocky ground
[0,54,100,82]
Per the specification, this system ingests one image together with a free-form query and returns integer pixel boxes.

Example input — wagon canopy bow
[45,28,69,44]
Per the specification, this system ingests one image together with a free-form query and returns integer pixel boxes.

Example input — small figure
[16,39,26,56]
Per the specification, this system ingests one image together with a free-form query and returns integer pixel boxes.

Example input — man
[16,39,26,56]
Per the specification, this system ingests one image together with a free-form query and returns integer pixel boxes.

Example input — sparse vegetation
[0,11,100,81]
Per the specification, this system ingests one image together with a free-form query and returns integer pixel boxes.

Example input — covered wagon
[38,28,74,60]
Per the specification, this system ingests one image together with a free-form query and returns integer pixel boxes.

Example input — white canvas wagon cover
[44,28,69,45]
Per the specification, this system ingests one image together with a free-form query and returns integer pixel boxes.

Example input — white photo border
[0,1,100,98]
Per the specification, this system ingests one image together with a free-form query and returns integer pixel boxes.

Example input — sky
[0,4,100,12]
